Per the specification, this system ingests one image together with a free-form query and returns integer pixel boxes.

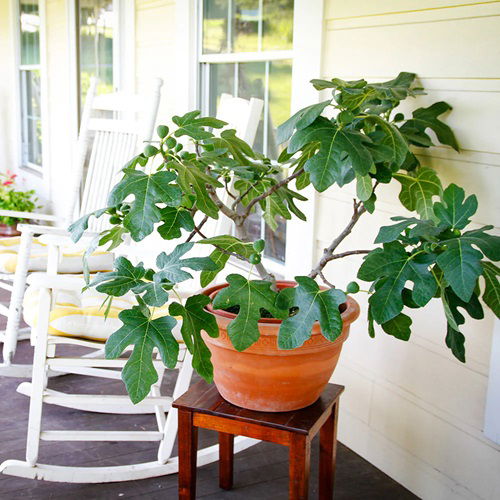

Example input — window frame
[13,0,49,176]
[186,0,323,278]
[198,0,295,272]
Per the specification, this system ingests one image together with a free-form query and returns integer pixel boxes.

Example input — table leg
[289,434,311,500]
[178,409,198,500]
[219,431,234,490]
[319,402,339,499]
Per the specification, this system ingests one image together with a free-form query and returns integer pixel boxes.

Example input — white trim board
[284,0,324,277]
[485,319,500,444]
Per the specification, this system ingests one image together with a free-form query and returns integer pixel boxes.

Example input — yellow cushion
[23,279,178,342]
[0,236,114,274]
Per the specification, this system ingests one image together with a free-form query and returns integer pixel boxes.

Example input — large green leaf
[68,207,109,242]
[363,115,408,166]
[169,295,218,382]
[400,101,459,151]
[441,287,484,362]
[356,173,373,202]
[276,100,331,144]
[459,227,500,261]
[445,327,466,363]
[157,207,195,240]
[105,307,179,403]
[200,249,229,288]
[394,168,443,220]
[108,171,182,241]
[208,129,256,164]
[375,217,441,244]
[436,239,483,302]
[358,242,437,323]
[433,184,477,230]
[278,276,346,349]
[482,261,500,317]
[381,313,412,341]
[133,277,170,307]
[89,256,146,296]
[212,274,289,351]
[174,162,222,219]
[198,235,255,258]
[172,110,226,140]
[155,242,218,284]
[198,236,255,287]
[288,118,373,192]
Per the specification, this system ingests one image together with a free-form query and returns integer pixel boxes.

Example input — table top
[173,381,344,435]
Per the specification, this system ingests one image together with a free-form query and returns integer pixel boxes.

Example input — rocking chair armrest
[0,209,59,222]
[17,223,100,239]
[37,232,103,252]
[26,273,87,291]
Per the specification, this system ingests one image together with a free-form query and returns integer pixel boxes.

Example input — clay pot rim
[203,280,360,326]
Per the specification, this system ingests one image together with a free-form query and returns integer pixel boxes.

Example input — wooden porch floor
[0,320,418,499]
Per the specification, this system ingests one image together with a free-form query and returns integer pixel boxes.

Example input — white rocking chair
[0,270,258,483]
[10,93,263,417]
[0,77,163,378]
[0,94,264,483]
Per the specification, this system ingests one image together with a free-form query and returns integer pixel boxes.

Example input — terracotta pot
[202,281,360,412]
[0,223,21,237]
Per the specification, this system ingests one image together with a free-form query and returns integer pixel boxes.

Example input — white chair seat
[23,276,176,343]
[0,236,114,274]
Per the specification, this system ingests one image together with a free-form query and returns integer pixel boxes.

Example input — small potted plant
[0,171,38,236]
[70,72,500,411]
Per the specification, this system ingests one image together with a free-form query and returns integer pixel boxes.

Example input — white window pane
[262,0,294,51]
[237,61,265,153]
[264,215,286,262]
[233,0,259,53]
[207,63,235,116]
[266,59,292,159]
[20,0,40,66]
[78,0,114,105]
[21,69,43,166]
[203,0,229,54]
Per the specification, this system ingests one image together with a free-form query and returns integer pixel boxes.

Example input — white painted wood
[0,77,163,377]
[327,2,500,30]
[16,383,173,414]
[323,15,500,80]
[320,2,500,498]
[0,210,58,221]
[325,0,491,19]
[40,431,163,442]
[4,274,258,482]
[485,320,500,444]
[25,286,51,465]
[284,0,325,277]
[0,437,259,483]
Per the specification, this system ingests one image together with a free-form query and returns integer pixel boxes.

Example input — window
[76,0,115,109]
[18,0,44,170]
[199,0,294,264]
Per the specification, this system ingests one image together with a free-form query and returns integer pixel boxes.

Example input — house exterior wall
[0,1,17,178]
[0,1,498,498]
[321,2,500,499]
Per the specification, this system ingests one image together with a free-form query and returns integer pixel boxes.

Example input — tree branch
[206,185,243,223]
[309,199,367,279]
[231,178,261,211]
[241,167,305,219]
[185,215,209,243]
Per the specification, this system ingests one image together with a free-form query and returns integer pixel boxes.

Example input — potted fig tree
[70,72,500,412]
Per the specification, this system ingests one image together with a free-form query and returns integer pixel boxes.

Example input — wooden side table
[173,380,344,500]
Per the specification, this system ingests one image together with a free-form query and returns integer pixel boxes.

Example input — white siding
[321,2,500,499]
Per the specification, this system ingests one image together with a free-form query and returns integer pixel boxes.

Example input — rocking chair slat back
[75,78,163,233]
